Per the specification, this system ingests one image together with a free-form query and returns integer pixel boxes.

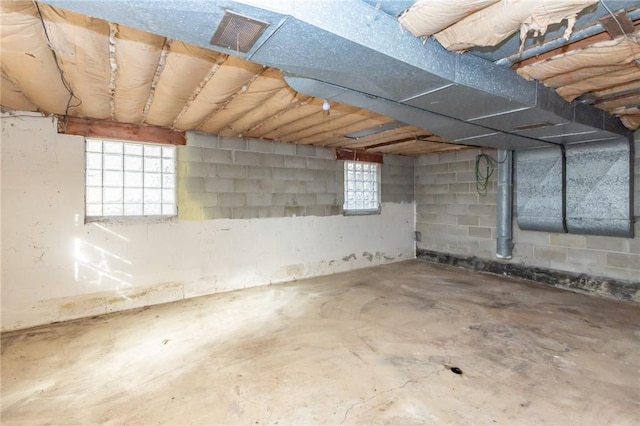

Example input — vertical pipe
[496,150,513,259]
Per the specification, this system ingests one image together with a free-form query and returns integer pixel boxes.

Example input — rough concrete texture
[2,261,638,425]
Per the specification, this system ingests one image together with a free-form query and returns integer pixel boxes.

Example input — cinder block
[566,248,607,265]
[187,161,212,177]
[417,203,447,214]
[186,131,216,148]
[179,177,205,193]
[247,193,273,207]
[295,169,317,182]
[434,194,457,204]
[330,205,343,215]
[306,180,327,193]
[273,193,295,206]
[315,147,335,159]
[316,169,336,181]
[284,206,306,217]
[177,160,189,177]
[607,253,640,270]
[218,192,247,207]
[416,173,436,185]
[468,226,492,239]
[296,144,317,157]
[219,137,246,150]
[586,236,626,252]
[430,163,449,173]
[261,154,285,168]
[456,171,476,183]
[449,183,470,193]
[272,167,296,181]
[306,205,328,216]
[203,148,233,164]
[234,151,262,166]
[549,233,587,249]
[467,204,494,216]
[234,179,271,193]
[192,192,218,207]
[247,166,272,180]
[446,204,468,215]
[248,139,273,153]
[449,161,472,172]
[384,154,414,167]
[259,206,286,218]
[456,193,479,204]
[307,158,331,170]
[326,179,342,194]
[317,193,337,205]
[438,151,457,163]
[284,155,307,168]
[178,206,203,221]
[232,207,260,219]
[273,142,297,155]
[216,164,247,179]
[294,193,317,206]
[534,246,567,262]
[202,206,232,220]
[419,183,448,194]
[273,181,305,193]
[457,215,479,226]
[456,149,481,161]
[477,216,495,227]
[178,146,203,162]
[205,177,234,193]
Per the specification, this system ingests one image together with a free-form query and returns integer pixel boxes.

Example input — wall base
[417,248,640,302]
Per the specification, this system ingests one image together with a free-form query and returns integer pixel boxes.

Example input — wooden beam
[336,148,383,164]
[58,116,186,145]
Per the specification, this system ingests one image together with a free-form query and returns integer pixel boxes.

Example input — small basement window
[85,138,176,221]
[343,160,380,215]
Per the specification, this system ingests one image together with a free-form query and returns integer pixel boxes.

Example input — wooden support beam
[336,148,383,164]
[58,116,186,145]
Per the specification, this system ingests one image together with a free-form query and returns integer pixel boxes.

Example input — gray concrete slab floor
[1,260,639,425]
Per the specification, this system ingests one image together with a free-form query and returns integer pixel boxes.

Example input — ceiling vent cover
[210,10,269,53]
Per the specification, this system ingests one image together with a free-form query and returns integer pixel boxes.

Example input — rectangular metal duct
[516,146,565,233]
[39,0,632,151]
[565,139,634,237]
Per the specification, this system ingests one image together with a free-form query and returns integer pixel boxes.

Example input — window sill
[343,207,381,216]
[85,215,178,225]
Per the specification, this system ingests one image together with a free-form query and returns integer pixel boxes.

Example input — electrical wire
[34,2,82,118]
[474,152,507,196]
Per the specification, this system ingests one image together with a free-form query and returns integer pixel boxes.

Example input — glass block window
[343,161,380,213]
[85,139,176,219]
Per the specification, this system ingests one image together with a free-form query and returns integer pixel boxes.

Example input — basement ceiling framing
[2,1,639,156]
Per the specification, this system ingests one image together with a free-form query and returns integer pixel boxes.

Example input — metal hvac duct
[39,0,632,151]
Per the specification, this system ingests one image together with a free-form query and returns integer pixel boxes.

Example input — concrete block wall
[415,133,640,283]
[179,133,343,220]
[381,154,415,204]
[1,114,416,331]
[415,149,497,259]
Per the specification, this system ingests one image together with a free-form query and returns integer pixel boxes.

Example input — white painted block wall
[1,115,416,331]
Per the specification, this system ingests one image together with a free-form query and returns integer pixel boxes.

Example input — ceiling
[1,1,639,156]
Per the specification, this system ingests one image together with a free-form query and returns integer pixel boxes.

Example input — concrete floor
[2,260,639,425]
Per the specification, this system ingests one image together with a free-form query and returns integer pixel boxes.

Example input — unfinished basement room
[1,0,639,424]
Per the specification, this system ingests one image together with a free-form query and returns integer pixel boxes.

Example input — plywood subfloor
[2,260,639,424]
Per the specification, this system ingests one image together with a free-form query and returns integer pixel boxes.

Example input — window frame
[342,160,381,216]
[84,138,178,224]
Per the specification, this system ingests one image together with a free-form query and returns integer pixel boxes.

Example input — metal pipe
[495,8,640,67]
[496,150,513,259]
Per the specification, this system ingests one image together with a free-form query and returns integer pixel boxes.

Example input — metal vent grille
[210,10,269,53]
